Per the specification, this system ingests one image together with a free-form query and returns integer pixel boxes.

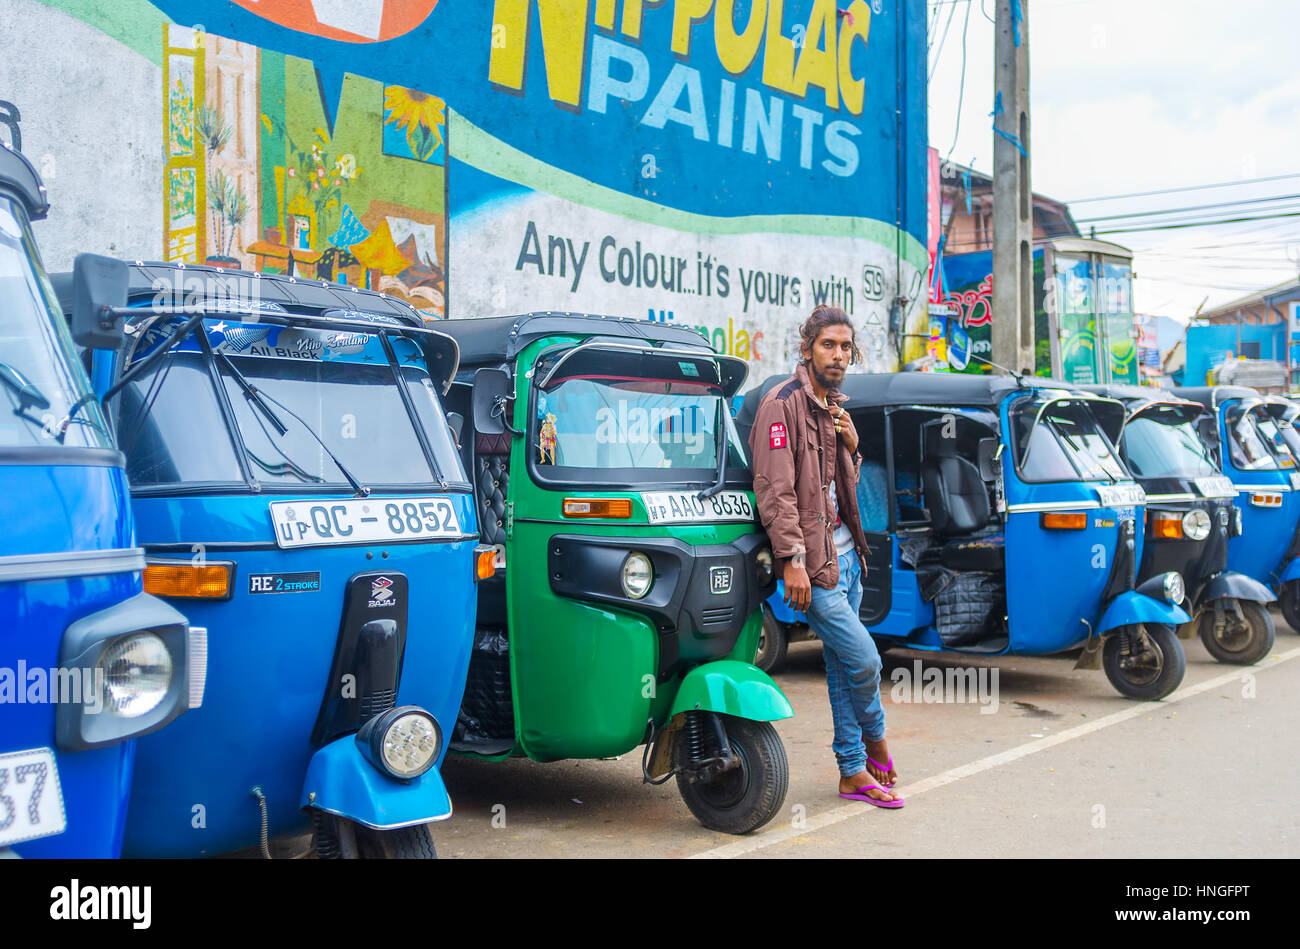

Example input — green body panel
[668,660,794,722]
[502,337,770,762]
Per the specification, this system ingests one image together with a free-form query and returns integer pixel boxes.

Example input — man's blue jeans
[803,551,885,777]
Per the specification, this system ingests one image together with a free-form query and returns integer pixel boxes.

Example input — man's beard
[811,364,843,393]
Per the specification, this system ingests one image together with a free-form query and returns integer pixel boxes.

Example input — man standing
[748,305,903,807]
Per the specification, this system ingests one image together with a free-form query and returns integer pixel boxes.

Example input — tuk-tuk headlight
[1181,509,1212,541]
[755,549,774,586]
[621,552,653,599]
[97,632,173,719]
[1163,571,1185,605]
[358,706,442,780]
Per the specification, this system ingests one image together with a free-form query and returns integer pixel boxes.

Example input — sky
[927,0,1300,322]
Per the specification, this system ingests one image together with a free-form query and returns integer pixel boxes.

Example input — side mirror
[70,253,128,350]
[471,367,515,436]
[977,437,999,481]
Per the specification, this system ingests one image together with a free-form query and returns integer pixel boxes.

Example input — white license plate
[1096,483,1147,508]
[1196,475,1238,498]
[0,748,65,848]
[270,497,462,549]
[641,490,755,524]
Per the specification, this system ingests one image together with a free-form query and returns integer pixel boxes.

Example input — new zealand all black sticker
[248,571,322,594]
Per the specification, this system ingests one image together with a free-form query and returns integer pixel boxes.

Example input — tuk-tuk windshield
[1122,408,1220,479]
[1012,399,1129,483]
[532,374,748,485]
[114,318,466,491]
[0,195,111,449]
[1226,404,1296,471]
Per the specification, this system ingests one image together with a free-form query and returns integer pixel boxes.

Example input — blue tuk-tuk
[1082,385,1274,664]
[71,262,481,858]
[0,143,203,857]
[740,372,1192,700]
[1174,386,1300,634]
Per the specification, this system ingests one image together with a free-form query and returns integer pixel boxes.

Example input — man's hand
[832,404,859,455]
[783,560,812,612]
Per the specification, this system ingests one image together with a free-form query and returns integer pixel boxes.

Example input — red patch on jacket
[769,422,787,449]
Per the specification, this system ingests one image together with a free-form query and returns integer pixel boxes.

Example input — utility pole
[992,0,1034,375]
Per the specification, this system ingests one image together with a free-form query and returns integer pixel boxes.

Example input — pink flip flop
[867,753,897,788]
[839,782,905,808]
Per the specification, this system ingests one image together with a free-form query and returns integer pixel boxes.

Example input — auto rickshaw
[1081,384,1274,664]
[437,313,791,835]
[0,143,203,856]
[1174,386,1300,634]
[740,372,1191,700]
[70,261,480,858]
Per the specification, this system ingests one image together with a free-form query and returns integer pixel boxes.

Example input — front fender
[668,660,794,722]
[299,735,452,830]
[1279,558,1300,585]
[1197,570,1277,606]
[1099,590,1191,634]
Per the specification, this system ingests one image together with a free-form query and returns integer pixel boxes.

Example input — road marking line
[688,645,1300,859]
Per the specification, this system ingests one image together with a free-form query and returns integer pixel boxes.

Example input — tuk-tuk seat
[475,431,511,548]
[857,460,892,532]
[921,428,991,536]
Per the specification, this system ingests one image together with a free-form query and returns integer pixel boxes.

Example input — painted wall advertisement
[0,0,929,387]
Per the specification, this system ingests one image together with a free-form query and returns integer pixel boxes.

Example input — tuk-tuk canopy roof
[738,371,1056,431]
[0,141,49,221]
[51,260,429,327]
[437,312,715,366]
[1170,386,1263,411]
[1076,383,1205,418]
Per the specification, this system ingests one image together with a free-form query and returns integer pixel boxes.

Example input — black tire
[756,605,789,674]
[1102,623,1186,700]
[1198,599,1275,665]
[353,822,438,859]
[1280,581,1300,633]
[677,717,788,835]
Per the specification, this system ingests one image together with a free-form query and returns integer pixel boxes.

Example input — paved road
[434,613,1300,859]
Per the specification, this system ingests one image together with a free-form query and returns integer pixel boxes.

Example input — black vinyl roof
[50,260,428,326]
[0,141,49,220]
[436,312,714,365]
[737,370,1041,431]
[1171,386,1263,410]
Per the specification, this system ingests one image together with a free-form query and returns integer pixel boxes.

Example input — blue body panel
[1,463,141,858]
[1098,590,1191,633]
[121,491,476,857]
[1280,559,1300,585]
[299,735,452,830]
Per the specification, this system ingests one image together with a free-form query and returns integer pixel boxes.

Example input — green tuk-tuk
[438,313,791,834]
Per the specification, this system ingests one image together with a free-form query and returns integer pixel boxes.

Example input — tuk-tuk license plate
[1195,475,1238,498]
[641,491,755,524]
[0,747,66,848]
[269,497,462,549]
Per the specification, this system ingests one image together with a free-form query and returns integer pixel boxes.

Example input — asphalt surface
[432,611,1300,859]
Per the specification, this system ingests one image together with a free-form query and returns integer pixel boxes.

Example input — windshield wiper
[216,352,288,437]
[0,360,50,412]
[697,399,728,500]
[234,372,370,498]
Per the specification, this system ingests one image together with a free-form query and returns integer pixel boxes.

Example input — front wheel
[311,812,438,859]
[1280,581,1300,633]
[677,717,788,835]
[1102,624,1185,700]
[1198,599,1274,665]
[756,605,790,674]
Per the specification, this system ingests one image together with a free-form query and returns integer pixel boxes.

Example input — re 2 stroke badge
[248,571,321,594]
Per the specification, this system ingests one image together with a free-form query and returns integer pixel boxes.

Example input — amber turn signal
[562,498,632,518]
[1149,513,1184,539]
[1040,512,1088,530]
[475,548,497,581]
[143,561,232,598]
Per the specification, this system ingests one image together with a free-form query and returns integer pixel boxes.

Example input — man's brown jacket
[748,363,870,589]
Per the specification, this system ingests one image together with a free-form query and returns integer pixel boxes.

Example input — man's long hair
[799,305,862,366]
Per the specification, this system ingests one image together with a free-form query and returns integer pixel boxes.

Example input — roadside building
[1181,278,1300,390]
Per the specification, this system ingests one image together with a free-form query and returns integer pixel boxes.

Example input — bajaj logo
[368,576,395,608]
[709,566,733,595]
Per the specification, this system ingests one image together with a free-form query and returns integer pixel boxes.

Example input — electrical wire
[1092,211,1300,236]
[1067,173,1300,205]
[944,0,974,162]
[928,0,959,81]
[1074,193,1300,224]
